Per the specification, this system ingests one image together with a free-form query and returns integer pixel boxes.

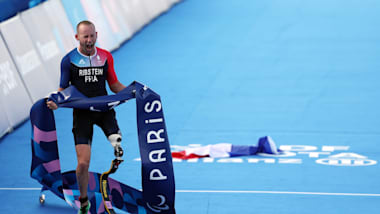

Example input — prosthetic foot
[101,134,124,214]
[100,158,123,214]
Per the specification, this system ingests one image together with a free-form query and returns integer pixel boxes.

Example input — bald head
[75,20,97,56]
[76,20,95,33]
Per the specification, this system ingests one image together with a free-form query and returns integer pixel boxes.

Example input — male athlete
[47,20,126,214]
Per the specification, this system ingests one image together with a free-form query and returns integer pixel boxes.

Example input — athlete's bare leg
[75,144,91,207]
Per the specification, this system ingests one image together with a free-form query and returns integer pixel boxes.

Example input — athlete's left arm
[106,50,126,93]
[109,81,126,93]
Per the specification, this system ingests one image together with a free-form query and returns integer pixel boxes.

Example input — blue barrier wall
[0,0,46,22]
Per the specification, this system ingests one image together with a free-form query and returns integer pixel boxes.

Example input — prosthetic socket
[108,134,123,160]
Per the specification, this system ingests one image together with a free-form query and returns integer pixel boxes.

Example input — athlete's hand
[46,100,58,110]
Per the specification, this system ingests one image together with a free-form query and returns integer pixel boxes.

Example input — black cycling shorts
[72,109,120,145]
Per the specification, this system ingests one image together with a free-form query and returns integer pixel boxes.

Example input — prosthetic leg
[100,134,124,214]
[108,134,124,160]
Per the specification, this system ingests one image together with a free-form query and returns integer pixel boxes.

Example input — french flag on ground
[172,136,282,159]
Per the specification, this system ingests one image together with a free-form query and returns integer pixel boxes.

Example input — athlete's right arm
[47,55,71,110]
[46,88,64,110]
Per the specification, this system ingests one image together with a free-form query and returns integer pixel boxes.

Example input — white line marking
[1,188,379,197]
[0,188,41,190]
[176,190,380,197]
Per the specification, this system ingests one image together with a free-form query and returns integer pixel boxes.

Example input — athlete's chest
[70,49,108,67]
[69,50,109,83]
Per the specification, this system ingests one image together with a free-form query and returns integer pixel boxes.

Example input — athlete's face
[76,24,97,56]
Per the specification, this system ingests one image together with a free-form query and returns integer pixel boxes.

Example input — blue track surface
[1,0,380,213]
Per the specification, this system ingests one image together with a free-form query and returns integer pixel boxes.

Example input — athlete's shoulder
[61,48,76,65]
[96,47,112,55]
[63,48,78,58]
[62,48,78,62]
[96,47,114,59]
